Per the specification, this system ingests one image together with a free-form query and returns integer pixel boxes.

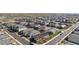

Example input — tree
[29,37,36,43]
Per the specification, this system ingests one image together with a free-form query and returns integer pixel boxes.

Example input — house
[29,30,40,37]
[55,22,60,28]
[29,22,35,28]
[34,20,43,25]
[26,22,35,28]
[8,24,27,32]
[60,24,66,28]
[19,29,33,37]
[38,26,51,33]
[75,27,79,31]
[48,22,56,27]
[55,22,67,29]
[29,32,49,43]
[0,24,3,29]
[38,26,46,32]
[67,34,79,44]
[20,22,28,26]
[20,28,40,37]
[47,28,60,34]
[17,25,27,32]
[34,24,41,30]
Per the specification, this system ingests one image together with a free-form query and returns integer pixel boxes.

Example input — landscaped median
[36,31,61,44]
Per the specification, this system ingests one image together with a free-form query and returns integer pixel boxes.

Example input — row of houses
[18,28,40,37]
[29,28,60,43]
[14,15,79,30]
[16,20,67,30]
[6,23,60,43]
[6,24,27,32]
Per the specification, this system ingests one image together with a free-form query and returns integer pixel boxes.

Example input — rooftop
[68,33,79,44]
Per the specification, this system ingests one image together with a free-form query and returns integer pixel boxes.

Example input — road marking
[43,33,61,45]
[4,30,23,45]
[56,22,79,44]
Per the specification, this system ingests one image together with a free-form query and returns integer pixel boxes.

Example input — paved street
[46,22,79,45]
[5,29,30,45]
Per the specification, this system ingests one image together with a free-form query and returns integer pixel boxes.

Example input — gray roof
[22,28,34,33]
[64,40,77,45]
[68,34,79,44]
[76,27,79,30]
[30,30,40,35]
[73,31,79,35]
[22,28,40,36]
[47,28,59,33]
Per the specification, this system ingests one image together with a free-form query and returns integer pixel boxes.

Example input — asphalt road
[5,29,30,45]
[46,22,79,45]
